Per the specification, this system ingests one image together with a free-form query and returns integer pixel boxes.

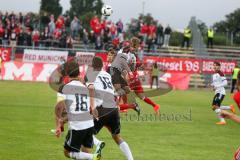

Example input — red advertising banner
[144,56,236,74]
[0,48,11,61]
[161,73,190,90]
[1,61,191,90]
[1,53,237,90]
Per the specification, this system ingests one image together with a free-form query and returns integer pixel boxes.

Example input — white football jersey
[61,80,94,130]
[211,72,227,95]
[92,71,117,108]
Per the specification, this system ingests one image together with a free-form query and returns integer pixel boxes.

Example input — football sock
[215,108,225,122]
[143,97,157,107]
[119,141,134,160]
[220,106,231,110]
[119,104,136,110]
[70,152,93,160]
[93,135,101,146]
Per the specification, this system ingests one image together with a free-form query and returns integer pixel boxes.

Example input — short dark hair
[214,61,221,66]
[92,56,103,69]
[65,60,79,78]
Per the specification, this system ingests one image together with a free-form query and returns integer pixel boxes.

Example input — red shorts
[129,77,144,93]
[233,91,240,109]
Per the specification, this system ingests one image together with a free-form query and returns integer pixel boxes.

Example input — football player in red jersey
[128,37,160,115]
[233,70,240,110]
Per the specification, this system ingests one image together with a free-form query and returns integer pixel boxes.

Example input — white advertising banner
[23,49,68,64]
[75,52,95,65]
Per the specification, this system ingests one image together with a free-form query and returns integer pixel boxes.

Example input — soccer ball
[101,5,113,16]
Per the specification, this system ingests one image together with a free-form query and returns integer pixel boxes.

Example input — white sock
[215,108,225,122]
[93,135,101,146]
[70,152,93,160]
[220,106,231,110]
[119,141,134,160]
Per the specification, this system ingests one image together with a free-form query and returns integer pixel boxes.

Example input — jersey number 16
[75,94,88,111]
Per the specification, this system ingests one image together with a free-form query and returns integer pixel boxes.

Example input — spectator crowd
[0,11,176,52]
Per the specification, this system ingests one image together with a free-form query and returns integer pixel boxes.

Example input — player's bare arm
[54,100,66,137]
[221,110,240,123]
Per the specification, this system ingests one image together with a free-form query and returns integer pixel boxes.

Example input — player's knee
[64,149,70,158]
[112,134,123,145]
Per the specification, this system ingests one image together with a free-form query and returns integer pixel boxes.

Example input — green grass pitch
[0,81,239,160]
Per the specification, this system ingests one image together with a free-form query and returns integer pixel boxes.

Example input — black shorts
[64,127,94,152]
[94,107,121,135]
[212,93,225,107]
[110,67,128,88]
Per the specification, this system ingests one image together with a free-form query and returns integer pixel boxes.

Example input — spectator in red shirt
[15,24,21,35]
[148,23,157,51]
[90,16,100,30]
[101,19,107,31]
[0,23,4,44]
[140,23,148,43]
[110,22,117,40]
[32,28,40,48]
[56,16,64,29]
[148,24,156,36]
[54,29,62,40]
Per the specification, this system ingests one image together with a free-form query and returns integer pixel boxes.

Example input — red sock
[119,104,136,111]
[143,97,157,108]
[233,92,240,109]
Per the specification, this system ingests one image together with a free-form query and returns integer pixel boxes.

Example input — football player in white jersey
[87,57,134,160]
[55,60,101,160]
[107,48,140,114]
[211,62,235,125]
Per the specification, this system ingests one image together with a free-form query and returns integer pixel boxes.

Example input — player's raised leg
[220,105,236,114]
